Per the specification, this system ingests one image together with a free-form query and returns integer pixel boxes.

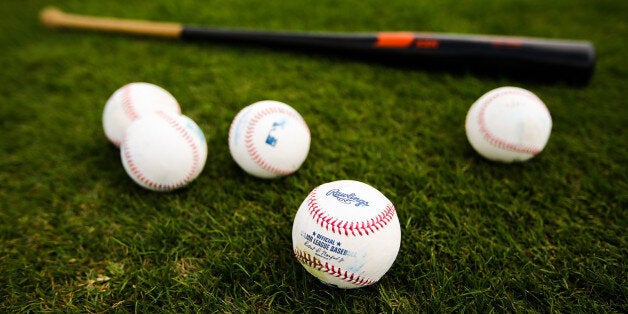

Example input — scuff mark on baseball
[465,86,552,162]
[120,111,207,191]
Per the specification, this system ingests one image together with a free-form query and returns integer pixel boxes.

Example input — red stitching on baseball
[307,187,396,237]
[244,106,310,175]
[105,84,139,147]
[123,111,200,191]
[121,83,140,121]
[293,249,374,287]
[107,134,122,148]
[478,89,548,155]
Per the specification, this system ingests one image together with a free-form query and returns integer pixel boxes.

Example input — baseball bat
[40,7,595,83]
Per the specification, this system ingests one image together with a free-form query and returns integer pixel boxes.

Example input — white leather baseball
[228,100,311,179]
[292,180,401,289]
[120,111,207,191]
[465,86,552,162]
[103,82,181,147]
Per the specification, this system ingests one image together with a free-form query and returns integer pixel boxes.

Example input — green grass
[1,0,626,312]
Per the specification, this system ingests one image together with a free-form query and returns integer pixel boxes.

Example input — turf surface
[1,0,626,312]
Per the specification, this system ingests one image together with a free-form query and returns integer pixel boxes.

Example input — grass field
[1,0,626,312]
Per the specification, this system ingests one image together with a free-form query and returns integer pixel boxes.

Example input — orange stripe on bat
[415,39,439,48]
[375,32,415,47]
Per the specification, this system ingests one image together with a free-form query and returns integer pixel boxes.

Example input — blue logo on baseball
[265,119,287,147]
[326,189,369,207]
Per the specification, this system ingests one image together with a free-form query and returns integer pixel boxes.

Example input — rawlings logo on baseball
[326,189,369,207]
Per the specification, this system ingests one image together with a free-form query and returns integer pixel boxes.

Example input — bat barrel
[181,28,595,83]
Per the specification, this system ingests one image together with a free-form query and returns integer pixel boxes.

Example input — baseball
[103,82,181,147]
[292,180,401,289]
[120,111,207,191]
[465,86,552,162]
[228,100,311,179]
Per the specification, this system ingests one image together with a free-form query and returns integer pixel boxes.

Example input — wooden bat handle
[40,7,183,38]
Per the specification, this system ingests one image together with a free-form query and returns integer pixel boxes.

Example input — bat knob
[40,7,66,28]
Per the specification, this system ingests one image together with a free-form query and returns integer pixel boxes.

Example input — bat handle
[40,7,183,38]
